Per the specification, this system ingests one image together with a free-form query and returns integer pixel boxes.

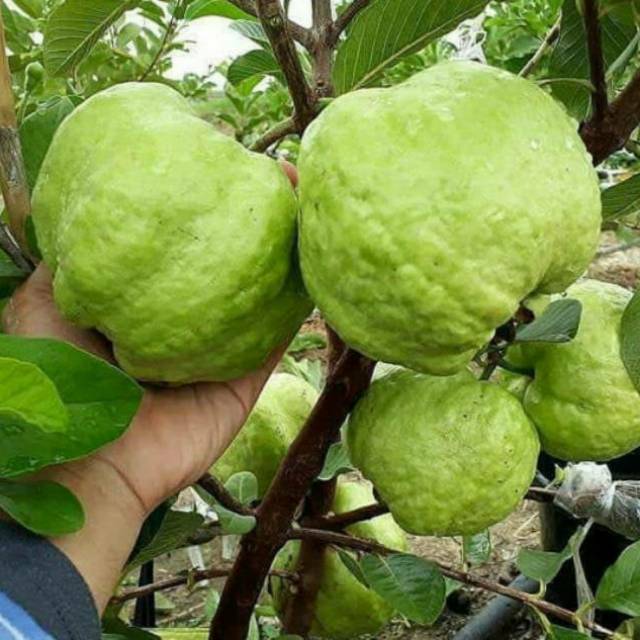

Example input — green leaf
[13,0,45,19]
[0,251,28,298]
[225,471,258,505]
[0,336,143,478]
[333,0,490,94]
[0,479,84,536]
[549,625,591,639]
[43,0,137,76]
[616,617,640,640]
[621,289,640,393]
[185,0,253,20]
[288,332,327,355]
[227,49,280,86]
[547,0,637,119]
[2,4,36,54]
[463,530,491,566]
[338,550,370,588]
[279,355,324,391]
[596,540,640,615]
[318,442,354,481]
[214,502,256,535]
[0,356,68,434]
[602,174,640,222]
[514,299,582,343]
[516,547,572,583]
[102,616,160,639]
[126,510,204,571]
[230,20,269,47]
[360,553,446,625]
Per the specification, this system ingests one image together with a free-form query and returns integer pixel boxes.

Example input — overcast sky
[169,0,313,81]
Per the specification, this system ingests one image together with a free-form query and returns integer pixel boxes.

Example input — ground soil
[132,232,640,639]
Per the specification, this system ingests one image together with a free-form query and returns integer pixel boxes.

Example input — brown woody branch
[304,502,390,530]
[582,0,608,122]
[250,117,297,152]
[112,566,297,604]
[197,473,254,516]
[209,347,375,640]
[291,527,615,638]
[311,0,334,98]
[526,486,557,503]
[519,18,561,78]
[330,0,373,44]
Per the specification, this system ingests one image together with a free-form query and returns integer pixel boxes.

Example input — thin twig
[255,0,316,131]
[519,18,561,78]
[197,473,254,516]
[250,117,298,152]
[303,502,389,530]
[596,237,640,257]
[0,223,31,271]
[291,527,615,638]
[139,2,182,82]
[526,486,557,503]
[582,0,608,122]
[330,0,373,44]
[112,567,297,604]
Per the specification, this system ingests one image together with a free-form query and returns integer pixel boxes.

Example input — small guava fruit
[517,279,640,462]
[298,61,601,375]
[212,372,318,496]
[347,369,540,536]
[272,479,408,639]
[31,82,311,384]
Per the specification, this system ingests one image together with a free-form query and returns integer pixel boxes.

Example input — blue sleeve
[0,522,100,640]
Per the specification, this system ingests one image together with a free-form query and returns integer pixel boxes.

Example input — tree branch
[209,348,375,640]
[330,0,373,44]
[304,502,389,530]
[291,527,615,638]
[228,0,314,50]
[250,117,297,152]
[582,0,608,122]
[519,18,561,78]
[0,11,33,263]
[311,0,334,98]
[255,0,316,131]
[197,473,254,516]
[112,567,297,605]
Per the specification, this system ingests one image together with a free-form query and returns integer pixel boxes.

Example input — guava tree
[3,1,640,640]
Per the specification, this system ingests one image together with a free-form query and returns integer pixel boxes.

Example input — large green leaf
[621,289,640,393]
[602,174,640,222]
[333,0,490,94]
[547,0,637,120]
[0,356,68,434]
[0,336,143,478]
[19,96,76,191]
[43,0,138,76]
[596,540,640,615]
[360,553,446,625]
[227,49,281,86]
[516,546,572,584]
[0,479,84,536]
[185,0,253,20]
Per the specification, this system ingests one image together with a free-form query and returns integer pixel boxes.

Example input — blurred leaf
[102,616,160,639]
[185,0,253,20]
[225,471,258,505]
[338,550,370,588]
[0,356,68,434]
[288,331,327,355]
[616,617,640,640]
[230,20,269,47]
[279,355,324,390]
[2,4,36,54]
[214,503,256,534]
[44,0,137,76]
[13,0,45,19]
[0,251,28,298]
[463,530,491,566]
[126,510,204,571]
[0,479,84,536]
[514,299,582,343]
[129,502,170,565]
[622,289,640,393]
[549,626,590,639]
[597,540,640,615]
[19,96,76,190]
[333,0,490,93]
[318,442,354,481]
[360,553,446,624]
[227,49,280,86]
[602,174,640,221]
[0,336,143,478]
[547,0,637,119]
[517,546,572,583]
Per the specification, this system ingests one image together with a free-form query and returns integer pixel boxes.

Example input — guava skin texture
[272,480,408,639]
[212,372,318,496]
[31,82,311,384]
[347,369,540,536]
[298,61,601,376]
[518,279,640,462]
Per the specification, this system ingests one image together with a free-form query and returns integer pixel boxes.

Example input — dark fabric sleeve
[0,521,100,640]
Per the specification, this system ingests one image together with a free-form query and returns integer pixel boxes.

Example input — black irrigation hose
[133,561,156,628]
[452,574,539,640]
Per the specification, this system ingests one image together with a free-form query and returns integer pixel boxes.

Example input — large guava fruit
[31,82,311,384]
[347,369,540,536]
[272,479,408,639]
[212,372,318,495]
[516,279,640,461]
[298,61,601,375]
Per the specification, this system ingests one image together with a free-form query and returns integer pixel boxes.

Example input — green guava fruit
[298,61,601,376]
[517,279,640,461]
[272,479,408,639]
[31,82,311,384]
[347,369,540,536]
[212,372,318,495]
